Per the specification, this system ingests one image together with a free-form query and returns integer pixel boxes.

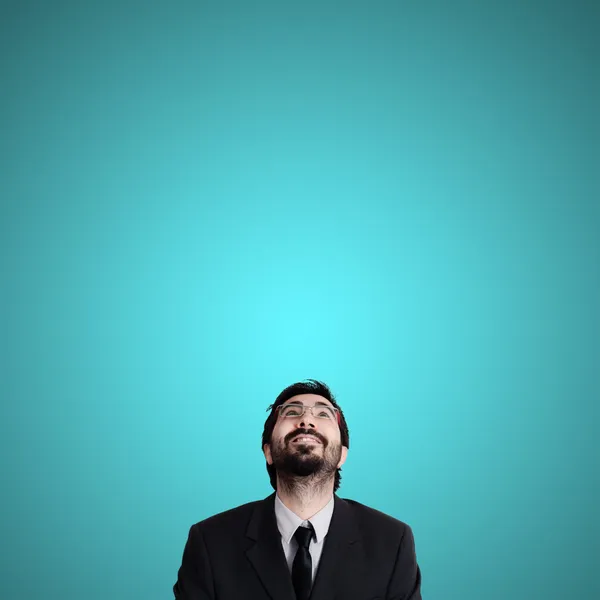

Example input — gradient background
[1,1,598,599]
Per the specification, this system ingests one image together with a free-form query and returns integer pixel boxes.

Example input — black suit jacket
[174,493,422,600]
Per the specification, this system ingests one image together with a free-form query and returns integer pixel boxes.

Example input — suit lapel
[245,493,296,600]
[310,495,367,600]
[245,493,367,600]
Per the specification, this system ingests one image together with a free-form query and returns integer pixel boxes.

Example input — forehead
[283,393,334,408]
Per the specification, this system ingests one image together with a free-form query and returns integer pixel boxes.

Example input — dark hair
[261,379,350,492]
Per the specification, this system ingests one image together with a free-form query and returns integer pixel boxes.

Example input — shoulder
[190,497,266,533]
[339,497,412,534]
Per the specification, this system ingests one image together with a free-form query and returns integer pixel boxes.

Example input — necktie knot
[294,524,314,549]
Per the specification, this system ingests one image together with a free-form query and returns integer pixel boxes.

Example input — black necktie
[292,523,314,600]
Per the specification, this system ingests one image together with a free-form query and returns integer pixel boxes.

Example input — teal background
[1,1,598,599]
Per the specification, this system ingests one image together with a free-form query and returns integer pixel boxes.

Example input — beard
[270,430,342,483]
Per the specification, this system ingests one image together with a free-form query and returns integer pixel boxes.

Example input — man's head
[261,380,350,492]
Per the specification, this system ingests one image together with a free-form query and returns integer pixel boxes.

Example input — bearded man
[173,379,422,600]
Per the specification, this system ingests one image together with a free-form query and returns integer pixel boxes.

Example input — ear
[263,443,273,465]
[337,445,348,469]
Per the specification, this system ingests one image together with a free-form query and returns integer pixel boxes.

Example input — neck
[276,475,335,520]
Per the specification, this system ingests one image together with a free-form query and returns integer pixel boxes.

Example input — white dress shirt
[273,493,335,583]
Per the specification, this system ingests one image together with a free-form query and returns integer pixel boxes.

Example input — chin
[294,445,320,455]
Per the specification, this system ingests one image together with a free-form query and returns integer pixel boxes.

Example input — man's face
[263,393,348,479]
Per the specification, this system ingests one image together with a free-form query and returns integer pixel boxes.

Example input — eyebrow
[283,400,333,408]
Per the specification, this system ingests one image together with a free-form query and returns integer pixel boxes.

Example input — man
[173,379,422,599]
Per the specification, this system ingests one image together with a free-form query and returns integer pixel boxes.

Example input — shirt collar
[274,492,335,545]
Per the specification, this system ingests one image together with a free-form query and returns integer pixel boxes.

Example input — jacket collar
[245,492,367,600]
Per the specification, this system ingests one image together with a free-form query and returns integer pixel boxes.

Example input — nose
[297,412,317,429]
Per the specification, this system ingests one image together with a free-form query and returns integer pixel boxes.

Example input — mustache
[285,429,326,445]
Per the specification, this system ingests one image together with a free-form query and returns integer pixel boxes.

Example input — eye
[281,404,303,417]
[318,408,336,419]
